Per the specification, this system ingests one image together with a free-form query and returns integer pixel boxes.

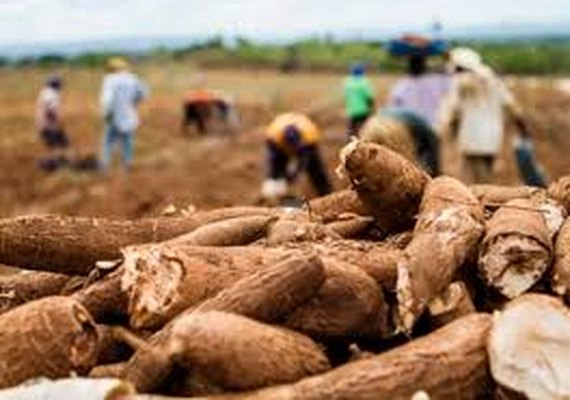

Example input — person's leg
[347,114,368,138]
[479,156,495,184]
[461,155,477,184]
[465,155,494,184]
[262,141,289,200]
[100,124,117,171]
[267,142,288,180]
[120,131,134,171]
[182,103,193,134]
[195,103,210,135]
[305,146,332,196]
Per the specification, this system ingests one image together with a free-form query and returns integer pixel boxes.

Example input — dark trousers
[267,142,331,196]
[515,144,547,187]
[380,108,440,176]
[183,101,229,135]
[347,113,370,138]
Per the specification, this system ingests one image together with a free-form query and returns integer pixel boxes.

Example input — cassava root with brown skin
[325,216,374,239]
[470,184,545,208]
[305,189,369,223]
[0,271,82,314]
[339,141,430,233]
[488,294,570,399]
[0,296,99,389]
[164,215,277,246]
[428,281,476,329]
[167,311,331,395]
[266,217,341,246]
[548,175,570,214]
[396,176,485,333]
[120,245,293,329]
[0,207,277,275]
[122,253,327,393]
[284,258,389,341]
[478,198,552,299]
[552,217,570,301]
[192,254,326,322]
[72,267,128,323]
[145,313,492,400]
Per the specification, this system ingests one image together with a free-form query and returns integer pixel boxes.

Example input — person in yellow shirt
[262,113,332,201]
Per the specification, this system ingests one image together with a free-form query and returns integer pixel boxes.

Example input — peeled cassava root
[479,199,552,299]
[189,313,492,400]
[0,207,277,275]
[552,217,570,301]
[0,296,99,389]
[489,294,570,399]
[340,141,429,232]
[168,311,331,394]
[396,176,484,333]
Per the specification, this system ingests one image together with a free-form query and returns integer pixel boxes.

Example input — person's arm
[499,80,530,139]
[134,78,149,105]
[437,79,461,139]
[100,76,114,121]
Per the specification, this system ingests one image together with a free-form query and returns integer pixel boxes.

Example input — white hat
[449,47,483,71]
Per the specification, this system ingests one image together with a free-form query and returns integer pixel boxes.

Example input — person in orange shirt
[182,89,238,135]
[262,113,332,201]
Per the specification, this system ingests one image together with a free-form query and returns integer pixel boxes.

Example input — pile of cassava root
[1,141,570,400]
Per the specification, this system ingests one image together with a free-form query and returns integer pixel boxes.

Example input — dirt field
[0,63,569,218]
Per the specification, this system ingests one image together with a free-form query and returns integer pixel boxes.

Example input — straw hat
[448,47,483,72]
[107,57,130,72]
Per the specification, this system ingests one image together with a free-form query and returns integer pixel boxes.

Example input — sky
[0,0,569,45]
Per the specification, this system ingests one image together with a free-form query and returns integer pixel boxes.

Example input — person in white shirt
[35,75,70,168]
[439,47,532,184]
[99,57,148,171]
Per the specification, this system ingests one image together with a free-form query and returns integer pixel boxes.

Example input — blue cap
[350,62,366,76]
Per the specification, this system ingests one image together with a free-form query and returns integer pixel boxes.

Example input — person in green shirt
[343,62,375,137]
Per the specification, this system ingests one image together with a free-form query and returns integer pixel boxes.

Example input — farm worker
[383,35,451,176]
[359,108,440,176]
[262,113,332,201]
[99,57,148,171]
[343,62,375,137]
[387,35,451,127]
[182,89,239,136]
[439,47,545,185]
[35,74,70,171]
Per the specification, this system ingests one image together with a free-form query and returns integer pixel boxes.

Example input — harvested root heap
[0,145,569,400]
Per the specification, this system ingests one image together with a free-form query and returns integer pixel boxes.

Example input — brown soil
[0,68,569,219]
